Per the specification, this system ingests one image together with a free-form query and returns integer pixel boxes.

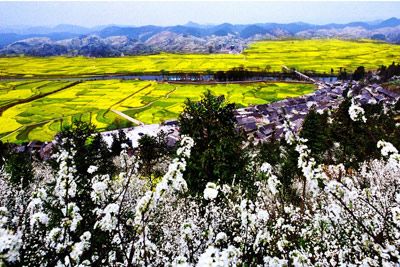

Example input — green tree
[352,66,365,81]
[0,140,7,169]
[53,120,116,177]
[300,109,332,164]
[47,120,118,265]
[179,91,250,194]
[4,147,34,188]
[136,131,170,184]
[257,138,301,202]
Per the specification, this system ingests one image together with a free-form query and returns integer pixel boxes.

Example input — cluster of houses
[235,80,399,142]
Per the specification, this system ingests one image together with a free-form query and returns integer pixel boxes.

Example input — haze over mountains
[1,17,400,57]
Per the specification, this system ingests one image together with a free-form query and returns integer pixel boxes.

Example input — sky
[0,1,400,27]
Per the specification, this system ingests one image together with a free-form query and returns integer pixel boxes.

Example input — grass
[0,80,315,143]
[0,39,399,78]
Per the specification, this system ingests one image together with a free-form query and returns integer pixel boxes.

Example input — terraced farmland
[0,39,399,78]
[0,80,315,143]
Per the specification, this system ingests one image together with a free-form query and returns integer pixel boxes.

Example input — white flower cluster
[197,245,241,266]
[0,207,22,263]
[1,132,400,266]
[377,140,400,168]
[134,136,195,226]
[295,139,326,197]
[348,99,367,123]
[203,182,218,200]
[260,162,281,195]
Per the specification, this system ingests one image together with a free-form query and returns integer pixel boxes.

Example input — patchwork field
[0,80,315,143]
[0,39,399,78]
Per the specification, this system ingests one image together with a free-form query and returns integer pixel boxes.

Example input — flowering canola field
[0,80,314,143]
[0,39,399,77]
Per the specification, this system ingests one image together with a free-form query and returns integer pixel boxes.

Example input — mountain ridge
[1,18,400,57]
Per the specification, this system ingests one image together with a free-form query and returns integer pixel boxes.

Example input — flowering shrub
[0,96,400,266]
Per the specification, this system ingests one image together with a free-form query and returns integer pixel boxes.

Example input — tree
[4,147,34,188]
[43,120,118,265]
[297,98,400,169]
[179,91,250,194]
[338,67,348,80]
[53,120,116,177]
[110,129,132,157]
[352,66,365,81]
[0,140,7,170]
[136,131,170,184]
[300,109,332,164]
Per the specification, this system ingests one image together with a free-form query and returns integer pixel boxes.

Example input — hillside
[1,18,400,56]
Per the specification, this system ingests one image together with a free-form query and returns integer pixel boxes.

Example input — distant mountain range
[1,18,400,57]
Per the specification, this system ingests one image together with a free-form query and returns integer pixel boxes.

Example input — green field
[0,80,315,143]
[0,39,399,78]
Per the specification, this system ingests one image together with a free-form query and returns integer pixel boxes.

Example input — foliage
[52,120,116,177]
[3,146,33,188]
[378,62,400,81]
[0,141,6,169]
[300,97,400,168]
[179,91,251,194]
[136,131,171,183]
[300,109,333,163]
[352,66,366,81]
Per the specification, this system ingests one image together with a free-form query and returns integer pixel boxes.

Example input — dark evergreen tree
[300,109,332,164]
[4,147,34,188]
[110,129,132,157]
[136,131,170,182]
[53,120,116,177]
[0,140,7,169]
[352,66,365,81]
[45,120,119,265]
[179,91,250,194]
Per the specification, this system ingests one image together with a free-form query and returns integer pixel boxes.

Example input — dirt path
[110,109,144,126]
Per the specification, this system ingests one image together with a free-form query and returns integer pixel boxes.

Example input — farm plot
[0,39,399,78]
[0,80,75,108]
[0,80,152,143]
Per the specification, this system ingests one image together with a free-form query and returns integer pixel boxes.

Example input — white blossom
[348,99,367,123]
[87,165,98,174]
[204,183,218,200]
[30,212,49,227]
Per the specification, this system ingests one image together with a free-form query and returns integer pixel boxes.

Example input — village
[22,73,398,161]
[236,79,400,142]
